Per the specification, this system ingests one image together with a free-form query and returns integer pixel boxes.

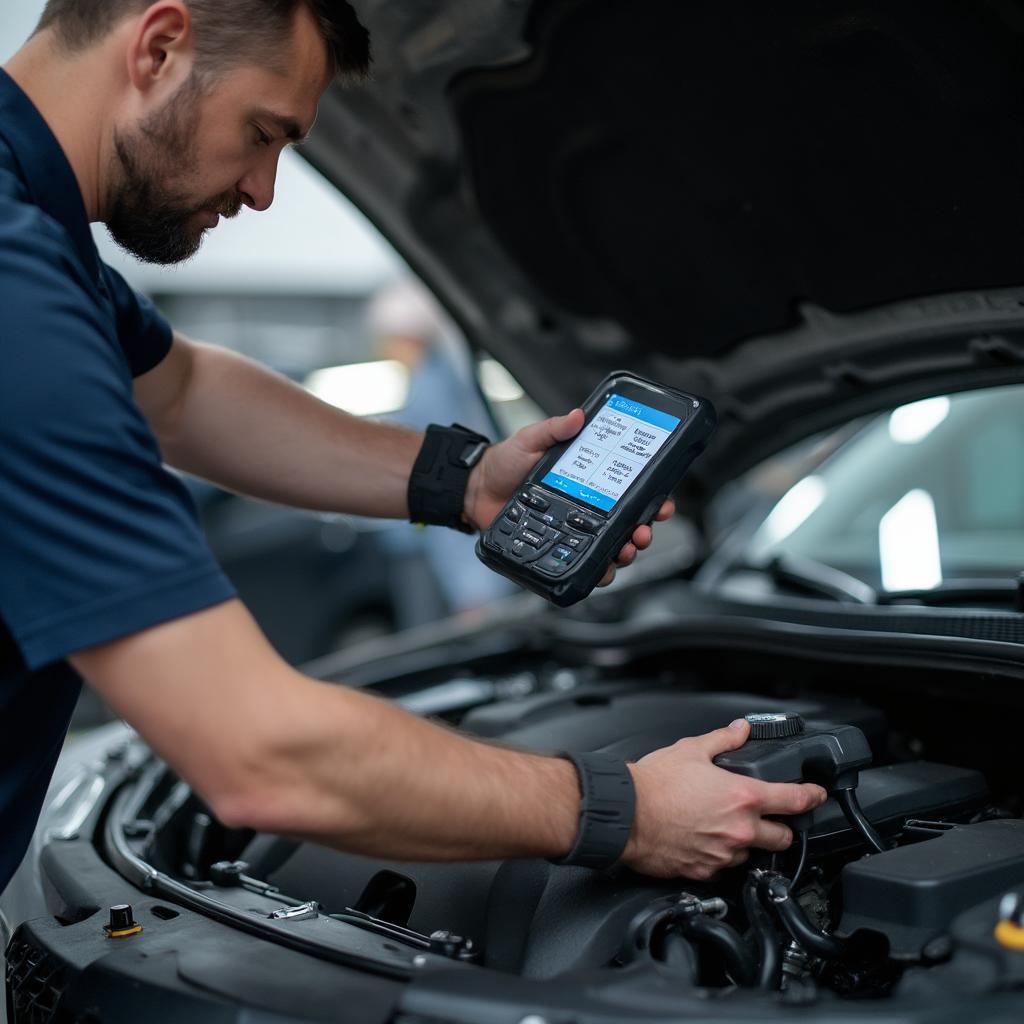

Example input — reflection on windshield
[755,476,827,547]
[744,385,1024,592]
[887,396,950,445]
[878,489,942,591]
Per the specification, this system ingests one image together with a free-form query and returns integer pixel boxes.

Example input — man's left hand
[463,409,675,587]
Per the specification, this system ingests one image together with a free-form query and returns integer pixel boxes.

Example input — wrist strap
[408,423,490,534]
[551,752,636,870]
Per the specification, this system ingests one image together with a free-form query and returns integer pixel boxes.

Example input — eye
[253,124,272,147]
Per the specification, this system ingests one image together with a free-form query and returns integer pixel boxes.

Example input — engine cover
[252,689,986,976]
[838,819,1024,959]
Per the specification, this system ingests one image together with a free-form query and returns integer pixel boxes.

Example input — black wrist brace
[551,752,636,870]
[407,423,490,534]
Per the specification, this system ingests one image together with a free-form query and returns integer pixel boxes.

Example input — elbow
[204,766,369,840]
[193,677,372,839]
[204,771,300,834]
[190,750,291,833]
[207,786,267,833]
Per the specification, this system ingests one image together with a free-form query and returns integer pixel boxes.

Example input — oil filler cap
[104,904,142,939]
[745,712,805,740]
[995,893,1024,951]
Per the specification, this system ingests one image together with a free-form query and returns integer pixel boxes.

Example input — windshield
[742,385,1024,593]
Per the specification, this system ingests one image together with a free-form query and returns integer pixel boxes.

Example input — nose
[238,156,279,213]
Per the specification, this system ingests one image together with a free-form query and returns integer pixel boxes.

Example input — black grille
[5,936,67,1024]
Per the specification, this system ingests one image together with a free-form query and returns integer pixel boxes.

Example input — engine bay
[120,652,1024,1007]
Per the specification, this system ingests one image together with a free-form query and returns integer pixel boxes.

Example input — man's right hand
[621,718,827,880]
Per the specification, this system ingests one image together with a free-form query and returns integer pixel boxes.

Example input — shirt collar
[0,67,101,283]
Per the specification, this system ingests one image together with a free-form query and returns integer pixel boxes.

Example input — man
[0,0,826,895]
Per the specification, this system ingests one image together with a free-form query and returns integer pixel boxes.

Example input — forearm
[75,601,579,863]
[235,679,580,860]
[147,338,423,517]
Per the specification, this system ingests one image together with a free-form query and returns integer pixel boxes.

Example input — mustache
[203,194,243,220]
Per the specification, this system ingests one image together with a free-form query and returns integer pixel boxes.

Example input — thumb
[697,718,751,758]
[515,408,584,454]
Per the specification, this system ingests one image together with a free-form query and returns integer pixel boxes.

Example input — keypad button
[506,504,523,523]
[539,512,559,527]
[520,528,544,548]
[511,538,528,557]
[497,517,515,535]
[533,555,571,577]
[565,510,600,532]
[551,545,574,563]
[520,490,550,511]
[562,532,591,552]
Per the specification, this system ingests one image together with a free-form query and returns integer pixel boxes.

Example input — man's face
[106,6,330,265]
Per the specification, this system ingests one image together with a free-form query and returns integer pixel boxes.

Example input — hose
[660,929,699,982]
[681,915,758,988]
[743,875,782,990]
[762,875,845,959]
[836,787,888,854]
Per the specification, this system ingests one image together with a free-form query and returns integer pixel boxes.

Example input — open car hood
[305,0,1024,502]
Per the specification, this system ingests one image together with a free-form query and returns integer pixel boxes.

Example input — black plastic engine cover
[837,819,1024,959]
[255,690,985,976]
[806,761,987,855]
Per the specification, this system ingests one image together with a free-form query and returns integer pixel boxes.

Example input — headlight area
[5,736,407,1024]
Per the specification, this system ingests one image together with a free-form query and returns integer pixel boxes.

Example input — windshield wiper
[762,553,878,604]
[749,555,1023,610]
[881,578,1023,608]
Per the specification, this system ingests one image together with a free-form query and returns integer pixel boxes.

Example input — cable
[761,875,845,960]
[743,875,782,990]
[790,829,809,889]
[836,787,888,854]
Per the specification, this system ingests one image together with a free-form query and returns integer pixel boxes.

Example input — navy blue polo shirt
[0,69,235,892]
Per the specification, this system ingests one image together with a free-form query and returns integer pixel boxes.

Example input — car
[8,0,1024,1021]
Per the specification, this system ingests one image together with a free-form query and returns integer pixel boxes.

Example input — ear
[125,1,194,94]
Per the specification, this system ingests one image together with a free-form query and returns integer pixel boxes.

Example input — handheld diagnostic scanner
[476,372,716,606]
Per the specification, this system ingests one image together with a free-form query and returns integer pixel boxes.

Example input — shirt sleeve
[0,220,235,670]
[102,262,174,377]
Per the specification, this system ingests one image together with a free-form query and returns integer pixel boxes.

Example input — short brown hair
[36,0,371,83]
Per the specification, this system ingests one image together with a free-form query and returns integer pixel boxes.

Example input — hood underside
[306,0,1024,500]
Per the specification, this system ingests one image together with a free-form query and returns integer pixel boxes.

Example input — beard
[106,79,242,265]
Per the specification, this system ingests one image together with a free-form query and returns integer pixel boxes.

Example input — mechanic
[0,0,826,895]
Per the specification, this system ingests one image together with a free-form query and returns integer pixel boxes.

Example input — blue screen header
[606,394,681,433]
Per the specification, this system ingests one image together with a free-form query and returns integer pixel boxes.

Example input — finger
[615,543,637,567]
[695,718,750,757]
[755,781,828,816]
[631,524,653,549]
[597,564,616,587]
[513,408,584,454]
[728,849,751,868]
[752,819,794,852]
[654,499,675,522]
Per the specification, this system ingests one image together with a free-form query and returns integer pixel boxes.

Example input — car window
[741,384,1024,593]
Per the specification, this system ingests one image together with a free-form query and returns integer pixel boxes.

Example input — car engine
[192,685,1020,999]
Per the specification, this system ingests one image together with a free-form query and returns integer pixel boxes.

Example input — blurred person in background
[368,278,514,622]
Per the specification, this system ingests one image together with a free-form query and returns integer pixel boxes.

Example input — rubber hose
[836,787,888,854]
[763,877,845,959]
[660,929,699,983]
[743,877,782,990]
[681,915,758,987]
